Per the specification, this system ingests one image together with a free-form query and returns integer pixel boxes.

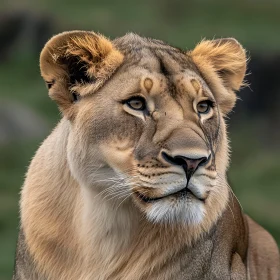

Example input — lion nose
[161,152,210,179]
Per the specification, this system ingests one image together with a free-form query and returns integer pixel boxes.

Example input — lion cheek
[99,141,135,175]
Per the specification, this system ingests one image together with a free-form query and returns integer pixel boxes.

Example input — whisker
[116,193,134,210]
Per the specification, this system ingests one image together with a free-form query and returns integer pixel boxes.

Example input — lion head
[40,31,246,228]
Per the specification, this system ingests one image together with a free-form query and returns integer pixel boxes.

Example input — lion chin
[144,197,206,225]
[13,31,279,280]
[131,172,218,225]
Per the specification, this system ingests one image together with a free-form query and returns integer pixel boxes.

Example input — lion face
[40,32,246,226]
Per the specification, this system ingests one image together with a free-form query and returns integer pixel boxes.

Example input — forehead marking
[190,79,201,94]
[143,78,153,93]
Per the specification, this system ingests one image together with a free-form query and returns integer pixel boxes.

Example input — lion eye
[126,97,146,111]
[197,101,211,114]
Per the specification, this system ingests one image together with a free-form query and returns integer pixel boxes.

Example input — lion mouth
[135,186,205,203]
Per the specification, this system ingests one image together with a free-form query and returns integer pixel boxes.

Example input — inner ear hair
[61,55,92,85]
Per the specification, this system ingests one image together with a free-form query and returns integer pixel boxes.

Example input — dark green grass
[4,0,280,51]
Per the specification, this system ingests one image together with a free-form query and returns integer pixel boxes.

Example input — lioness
[13,31,279,280]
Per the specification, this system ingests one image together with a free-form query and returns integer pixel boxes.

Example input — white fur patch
[146,198,205,225]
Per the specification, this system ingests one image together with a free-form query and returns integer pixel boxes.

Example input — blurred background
[0,0,280,279]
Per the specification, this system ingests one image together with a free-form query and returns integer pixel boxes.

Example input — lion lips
[134,186,206,203]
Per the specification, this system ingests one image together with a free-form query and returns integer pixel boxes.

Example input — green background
[0,0,279,279]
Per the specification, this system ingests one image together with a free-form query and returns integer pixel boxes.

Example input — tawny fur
[40,31,123,119]
[14,32,279,280]
[190,38,247,114]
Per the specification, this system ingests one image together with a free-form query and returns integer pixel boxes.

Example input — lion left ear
[190,38,247,114]
[40,30,124,119]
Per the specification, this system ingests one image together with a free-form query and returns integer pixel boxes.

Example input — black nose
[161,152,210,180]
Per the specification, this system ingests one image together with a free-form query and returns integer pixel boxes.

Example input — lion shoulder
[246,215,280,279]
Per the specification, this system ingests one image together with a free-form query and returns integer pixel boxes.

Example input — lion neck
[78,176,226,278]
[79,185,142,259]
[23,119,230,279]
[78,185,209,279]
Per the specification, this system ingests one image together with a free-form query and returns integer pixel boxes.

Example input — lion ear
[40,30,123,119]
[190,38,247,114]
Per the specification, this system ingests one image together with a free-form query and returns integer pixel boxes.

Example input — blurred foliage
[3,0,280,52]
[0,0,280,279]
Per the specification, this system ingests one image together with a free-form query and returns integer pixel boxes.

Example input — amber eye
[126,97,146,111]
[197,101,211,114]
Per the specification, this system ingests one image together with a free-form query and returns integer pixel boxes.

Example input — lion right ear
[190,38,247,114]
[40,31,124,119]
